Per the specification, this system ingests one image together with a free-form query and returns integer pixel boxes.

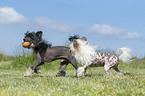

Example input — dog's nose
[23,39,25,42]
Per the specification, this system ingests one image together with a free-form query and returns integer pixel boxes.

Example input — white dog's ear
[73,40,79,50]
[81,37,87,41]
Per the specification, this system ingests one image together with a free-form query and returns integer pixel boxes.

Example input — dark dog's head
[23,31,43,48]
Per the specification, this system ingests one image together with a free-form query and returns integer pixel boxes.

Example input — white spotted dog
[69,36,133,77]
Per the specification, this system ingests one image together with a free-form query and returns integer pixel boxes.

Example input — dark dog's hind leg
[57,59,69,77]
[70,57,78,70]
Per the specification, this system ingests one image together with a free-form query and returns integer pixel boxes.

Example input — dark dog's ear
[81,37,87,41]
[73,40,79,50]
[25,31,29,35]
[36,31,43,39]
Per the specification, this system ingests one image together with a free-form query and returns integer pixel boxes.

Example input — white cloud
[32,17,75,32]
[88,24,125,35]
[88,24,140,40]
[0,7,140,39]
[0,7,28,24]
[120,32,140,40]
[0,7,75,32]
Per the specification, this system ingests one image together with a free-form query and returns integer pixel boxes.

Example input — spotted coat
[88,52,122,75]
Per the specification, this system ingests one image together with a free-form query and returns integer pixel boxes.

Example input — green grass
[0,49,145,96]
[0,53,14,62]
[0,58,145,96]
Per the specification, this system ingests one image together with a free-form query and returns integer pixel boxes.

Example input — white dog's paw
[77,67,85,78]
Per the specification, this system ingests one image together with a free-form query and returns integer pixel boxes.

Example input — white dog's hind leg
[84,67,88,74]
[104,64,111,75]
[113,65,124,75]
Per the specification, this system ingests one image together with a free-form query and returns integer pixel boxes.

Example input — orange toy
[22,41,30,48]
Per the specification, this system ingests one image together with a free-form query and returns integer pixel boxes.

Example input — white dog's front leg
[77,64,89,78]
[77,67,85,78]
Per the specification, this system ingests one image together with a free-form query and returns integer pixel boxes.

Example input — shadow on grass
[124,72,131,75]
[24,74,51,78]
[64,73,105,79]
[85,73,104,77]
[23,72,133,79]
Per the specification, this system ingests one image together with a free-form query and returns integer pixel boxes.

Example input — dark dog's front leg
[32,59,44,73]
[31,62,44,74]
[57,59,69,77]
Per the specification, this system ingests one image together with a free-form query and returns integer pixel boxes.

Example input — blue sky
[0,0,145,58]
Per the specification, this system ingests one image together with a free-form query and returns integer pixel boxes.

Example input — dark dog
[23,31,78,76]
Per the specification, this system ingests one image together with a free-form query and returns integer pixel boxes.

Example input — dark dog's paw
[36,69,42,74]
[56,71,66,77]
[34,68,42,74]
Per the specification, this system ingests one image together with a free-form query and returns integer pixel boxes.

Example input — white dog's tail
[117,47,133,64]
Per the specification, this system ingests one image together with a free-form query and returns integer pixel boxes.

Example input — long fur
[34,41,51,58]
[70,39,97,66]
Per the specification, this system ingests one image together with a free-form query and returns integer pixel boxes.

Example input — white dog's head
[69,36,97,66]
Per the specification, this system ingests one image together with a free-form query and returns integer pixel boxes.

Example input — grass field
[0,53,145,96]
